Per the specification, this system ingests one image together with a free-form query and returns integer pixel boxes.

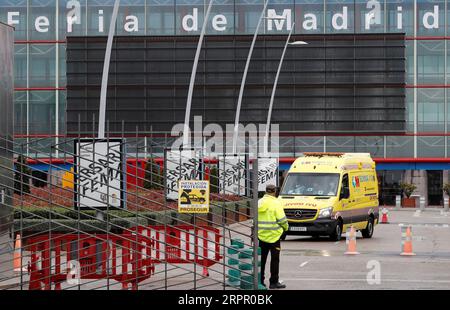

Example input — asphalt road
[278,209,450,290]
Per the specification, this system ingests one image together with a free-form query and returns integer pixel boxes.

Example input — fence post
[252,158,259,289]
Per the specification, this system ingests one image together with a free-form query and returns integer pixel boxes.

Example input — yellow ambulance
[279,153,379,241]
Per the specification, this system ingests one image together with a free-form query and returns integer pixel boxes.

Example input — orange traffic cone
[13,234,26,273]
[381,208,389,224]
[401,226,416,256]
[344,226,360,255]
[202,266,209,277]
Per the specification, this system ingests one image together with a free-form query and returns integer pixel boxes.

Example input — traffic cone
[401,226,416,256]
[381,208,389,224]
[202,266,209,277]
[13,234,26,273]
[344,226,360,255]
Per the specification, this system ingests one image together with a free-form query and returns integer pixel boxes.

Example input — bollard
[238,247,265,290]
[419,196,426,210]
[444,197,449,212]
[400,225,416,256]
[226,245,240,287]
[239,248,254,290]
[395,195,401,210]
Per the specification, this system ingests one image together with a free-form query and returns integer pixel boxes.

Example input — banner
[257,157,279,192]
[165,150,202,200]
[74,139,125,209]
[178,180,210,214]
[218,154,247,196]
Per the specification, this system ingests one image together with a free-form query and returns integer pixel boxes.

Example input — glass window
[405,40,414,84]
[59,0,87,37]
[386,0,413,35]
[235,0,263,35]
[386,136,414,157]
[148,0,175,35]
[59,90,66,134]
[417,0,445,36]
[417,40,445,84]
[206,0,234,34]
[355,0,384,33]
[325,0,354,33]
[175,0,204,35]
[30,0,56,40]
[418,136,445,158]
[59,44,66,87]
[29,44,56,87]
[326,136,356,153]
[354,136,384,158]
[0,0,27,40]
[295,0,324,34]
[14,44,27,87]
[87,0,114,35]
[117,0,146,35]
[265,0,294,35]
[406,87,414,132]
[14,91,27,135]
[29,91,56,135]
[294,136,325,156]
[418,88,444,132]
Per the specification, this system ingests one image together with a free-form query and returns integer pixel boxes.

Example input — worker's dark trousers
[259,239,281,285]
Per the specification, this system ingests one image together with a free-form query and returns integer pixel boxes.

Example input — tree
[143,159,163,190]
[14,155,31,195]
[399,182,417,198]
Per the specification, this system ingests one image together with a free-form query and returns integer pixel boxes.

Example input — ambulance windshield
[281,173,340,196]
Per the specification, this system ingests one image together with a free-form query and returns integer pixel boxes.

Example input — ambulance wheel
[362,217,374,238]
[329,220,343,241]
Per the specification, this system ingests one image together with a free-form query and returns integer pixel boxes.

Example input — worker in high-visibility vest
[258,184,288,289]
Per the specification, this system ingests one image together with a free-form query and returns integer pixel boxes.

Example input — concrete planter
[402,197,416,208]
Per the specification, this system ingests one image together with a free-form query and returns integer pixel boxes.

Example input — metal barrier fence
[0,134,261,290]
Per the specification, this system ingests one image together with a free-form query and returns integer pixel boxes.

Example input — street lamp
[98,0,120,139]
[232,0,268,155]
[183,0,214,149]
[263,23,307,154]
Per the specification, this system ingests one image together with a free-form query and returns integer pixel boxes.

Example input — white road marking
[299,261,309,268]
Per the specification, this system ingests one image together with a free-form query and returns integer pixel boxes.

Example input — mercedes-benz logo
[294,210,303,218]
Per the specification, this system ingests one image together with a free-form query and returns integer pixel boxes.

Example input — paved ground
[279,208,450,290]
[1,208,450,290]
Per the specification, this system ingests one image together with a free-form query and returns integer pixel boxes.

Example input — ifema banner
[218,154,248,196]
[165,149,203,200]
[257,156,279,192]
[74,138,125,210]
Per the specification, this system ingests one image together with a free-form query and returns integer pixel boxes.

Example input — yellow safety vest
[258,194,289,243]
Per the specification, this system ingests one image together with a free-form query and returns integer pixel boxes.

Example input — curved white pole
[98,0,120,139]
[232,0,268,155]
[182,0,214,149]
[264,23,295,154]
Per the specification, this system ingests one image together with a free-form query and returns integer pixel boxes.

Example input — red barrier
[26,225,222,290]
[27,232,154,290]
[132,225,222,267]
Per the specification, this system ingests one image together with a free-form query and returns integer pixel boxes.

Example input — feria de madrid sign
[3,1,445,34]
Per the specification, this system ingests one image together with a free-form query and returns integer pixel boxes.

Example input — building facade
[0,0,449,206]
[0,21,14,234]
